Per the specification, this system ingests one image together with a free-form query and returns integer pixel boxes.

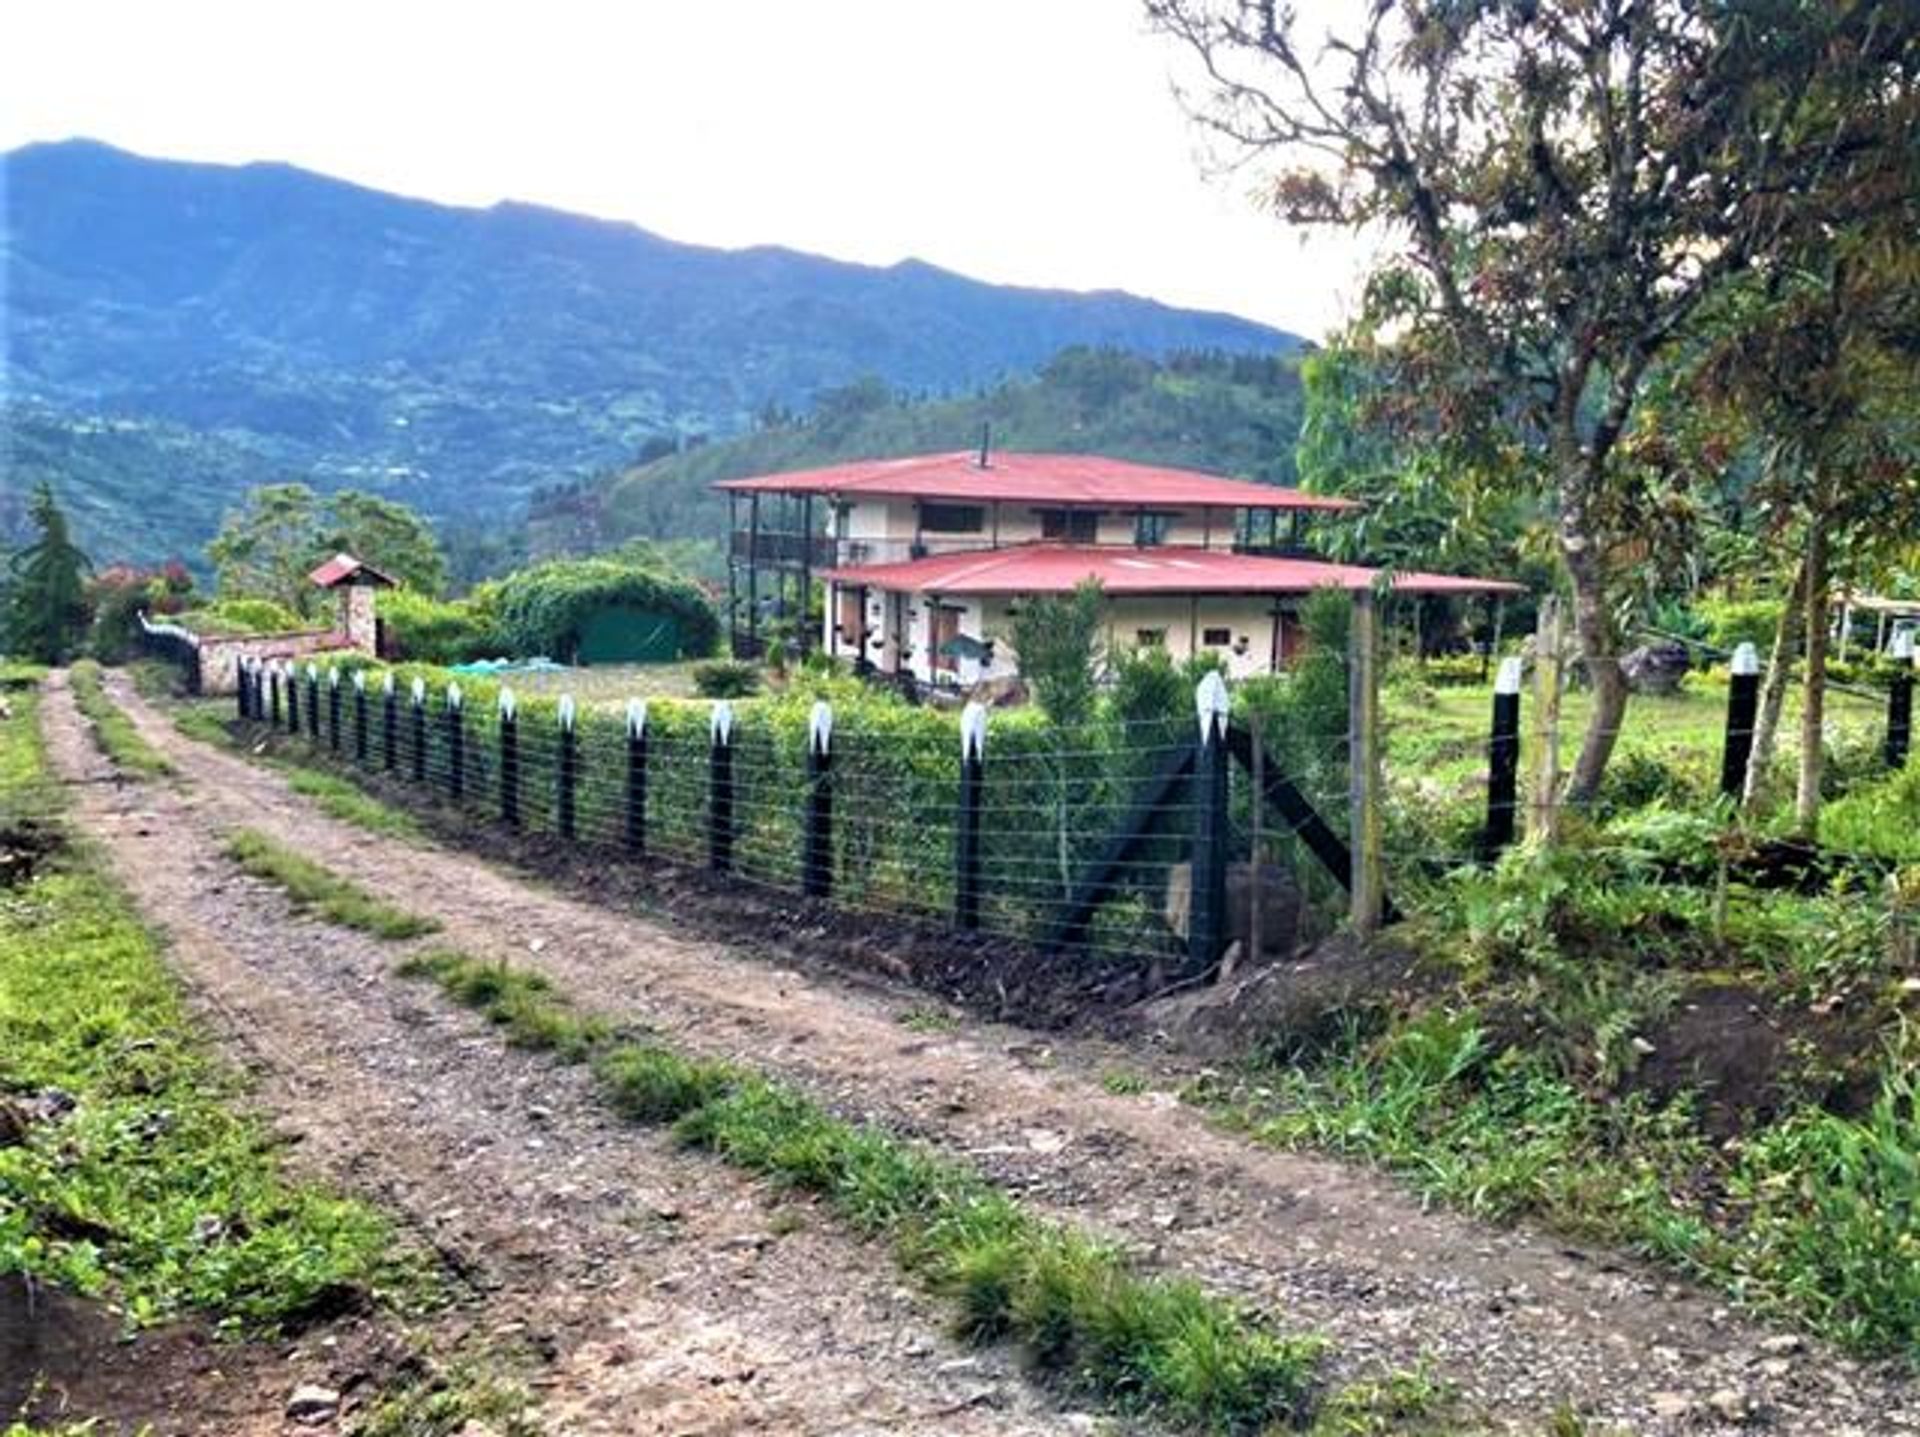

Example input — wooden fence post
[1720,642,1761,799]
[235,659,250,721]
[625,699,649,856]
[410,678,428,784]
[956,701,987,930]
[1528,596,1565,842]
[269,663,282,729]
[499,688,520,828]
[556,694,577,840]
[1482,656,1524,861]
[307,666,321,741]
[1191,671,1232,967]
[1348,590,1385,937]
[1887,631,1914,770]
[286,664,300,734]
[352,671,368,763]
[327,668,342,753]
[446,683,465,801]
[381,671,397,771]
[804,700,833,899]
[708,701,734,872]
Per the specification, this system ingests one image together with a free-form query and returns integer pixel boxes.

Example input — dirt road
[48,670,1920,1435]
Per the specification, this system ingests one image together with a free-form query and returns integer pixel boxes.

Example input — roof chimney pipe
[977,422,991,469]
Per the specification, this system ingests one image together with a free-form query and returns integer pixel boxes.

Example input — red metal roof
[307,553,398,589]
[714,451,1358,513]
[819,544,1523,598]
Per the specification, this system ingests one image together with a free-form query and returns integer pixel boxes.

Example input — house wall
[834,498,1247,564]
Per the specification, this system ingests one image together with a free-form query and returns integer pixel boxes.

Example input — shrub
[377,588,503,664]
[173,597,309,636]
[1696,596,1784,656]
[493,557,718,662]
[692,659,762,698]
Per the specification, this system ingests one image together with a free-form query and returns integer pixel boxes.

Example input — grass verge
[224,829,440,940]
[397,947,1327,1433]
[68,660,173,778]
[0,673,423,1334]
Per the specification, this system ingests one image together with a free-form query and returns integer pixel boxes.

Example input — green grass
[0,673,421,1335]
[397,948,1327,1432]
[67,661,173,778]
[223,829,439,940]
[283,767,425,842]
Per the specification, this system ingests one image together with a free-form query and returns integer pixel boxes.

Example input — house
[716,450,1521,685]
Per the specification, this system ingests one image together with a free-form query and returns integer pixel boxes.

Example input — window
[920,503,985,534]
[1202,627,1232,646]
[1134,512,1175,546]
[1135,628,1167,648]
[1038,508,1099,543]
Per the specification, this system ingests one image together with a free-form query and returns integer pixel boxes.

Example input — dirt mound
[0,819,61,888]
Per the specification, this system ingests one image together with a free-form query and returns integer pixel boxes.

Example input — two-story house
[717,449,1519,685]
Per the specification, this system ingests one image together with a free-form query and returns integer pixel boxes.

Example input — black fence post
[1720,642,1760,800]
[708,701,734,872]
[625,699,648,856]
[382,672,398,772]
[268,664,282,729]
[286,665,300,734]
[1482,656,1523,861]
[327,669,343,753]
[556,695,577,841]
[236,659,250,721]
[1190,673,1231,969]
[446,684,465,801]
[306,668,321,742]
[1888,632,1914,770]
[410,678,428,784]
[803,700,833,899]
[499,689,521,828]
[956,702,986,930]
[353,672,369,764]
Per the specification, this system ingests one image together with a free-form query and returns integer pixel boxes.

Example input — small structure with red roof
[307,552,398,655]
[718,447,1520,685]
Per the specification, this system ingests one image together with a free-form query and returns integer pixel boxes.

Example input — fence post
[1191,672,1232,967]
[625,699,649,856]
[956,701,987,930]
[286,663,300,733]
[498,688,520,827]
[556,694,578,840]
[1528,596,1565,842]
[708,700,734,872]
[382,671,397,771]
[269,663,282,729]
[1348,589,1385,937]
[1887,631,1914,770]
[306,665,321,742]
[446,683,465,801]
[327,668,342,753]
[235,658,250,721]
[1482,656,1524,861]
[352,671,369,764]
[409,678,428,782]
[804,700,833,899]
[1720,642,1761,799]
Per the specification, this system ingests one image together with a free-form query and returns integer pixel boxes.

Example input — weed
[355,1358,540,1437]
[284,768,424,841]
[1101,1070,1149,1096]
[68,661,173,777]
[898,1005,958,1034]
[223,829,439,940]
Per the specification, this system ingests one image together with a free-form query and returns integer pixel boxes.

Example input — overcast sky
[0,1,1376,341]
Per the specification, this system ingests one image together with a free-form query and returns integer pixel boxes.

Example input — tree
[4,482,94,663]
[1008,579,1106,727]
[1148,0,1920,801]
[209,485,448,615]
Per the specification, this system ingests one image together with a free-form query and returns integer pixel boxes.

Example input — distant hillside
[546,347,1309,561]
[3,140,1303,563]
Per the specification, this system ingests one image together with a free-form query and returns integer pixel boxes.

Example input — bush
[173,597,309,636]
[494,557,718,662]
[692,659,762,698]
[1696,596,1784,656]
[378,588,503,664]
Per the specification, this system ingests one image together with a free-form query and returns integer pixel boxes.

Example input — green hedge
[494,558,718,663]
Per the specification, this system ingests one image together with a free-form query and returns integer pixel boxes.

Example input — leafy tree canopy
[207,484,448,615]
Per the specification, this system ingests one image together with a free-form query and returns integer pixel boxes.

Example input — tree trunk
[1562,540,1628,805]
[1742,552,1808,812]
[1795,523,1830,836]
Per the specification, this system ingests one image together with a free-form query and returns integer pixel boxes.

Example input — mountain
[538,347,1311,568]
[2,139,1303,563]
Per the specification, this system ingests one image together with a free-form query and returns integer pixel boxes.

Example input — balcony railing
[728,531,839,568]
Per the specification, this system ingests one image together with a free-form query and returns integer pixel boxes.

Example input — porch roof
[715,451,1358,513]
[819,544,1524,598]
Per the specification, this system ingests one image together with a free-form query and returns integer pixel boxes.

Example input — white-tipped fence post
[498,687,520,828]
[556,694,578,840]
[708,700,735,872]
[446,682,465,800]
[326,667,342,752]
[1887,631,1914,770]
[1720,642,1761,799]
[409,677,428,783]
[381,670,397,771]
[956,702,988,929]
[352,669,368,763]
[285,662,300,733]
[1191,671,1232,966]
[1483,656,1525,861]
[804,700,834,899]
[1348,589,1384,937]
[625,699,649,855]
[307,664,321,741]
[268,661,283,729]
